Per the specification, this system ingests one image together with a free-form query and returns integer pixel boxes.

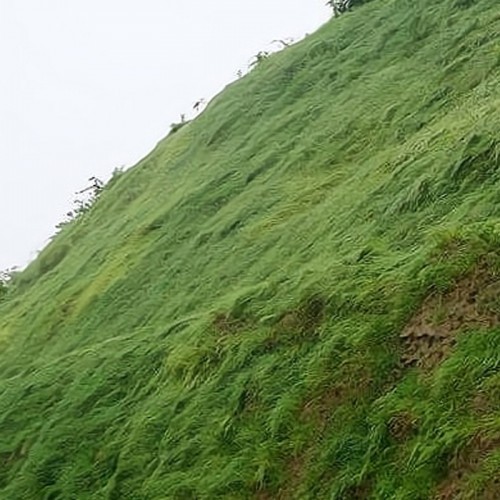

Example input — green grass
[2,0,500,497]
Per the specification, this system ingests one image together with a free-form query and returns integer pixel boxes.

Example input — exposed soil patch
[478,476,500,500]
[471,390,496,415]
[341,480,373,499]
[276,452,308,500]
[300,363,373,430]
[213,305,314,342]
[401,264,500,369]
[435,433,500,500]
[276,295,326,338]
[212,312,248,335]
[255,490,274,500]
[388,411,418,442]
[300,384,346,430]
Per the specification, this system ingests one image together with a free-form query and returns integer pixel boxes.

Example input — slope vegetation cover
[2,0,500,498]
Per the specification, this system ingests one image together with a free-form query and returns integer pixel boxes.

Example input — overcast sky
[0,0,330,271]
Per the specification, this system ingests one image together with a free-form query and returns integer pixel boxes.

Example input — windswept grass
[1,0,500,497]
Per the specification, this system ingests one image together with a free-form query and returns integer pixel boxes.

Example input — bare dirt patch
[401,264,500,369]
[255,490,274,500]
[212,312,248,335]
[275,295,326,338]
[300,367,372,430]
[276,453,308,500]
[342,480,373,499]
[388,411,419,442]
[435,433,500,500]
[299,384,345,430]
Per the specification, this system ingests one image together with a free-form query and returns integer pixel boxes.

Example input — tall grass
[1,0,500,497]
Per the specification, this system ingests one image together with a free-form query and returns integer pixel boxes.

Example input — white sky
[0,0,330,271]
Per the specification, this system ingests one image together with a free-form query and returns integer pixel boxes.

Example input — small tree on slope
[326,0,371,16]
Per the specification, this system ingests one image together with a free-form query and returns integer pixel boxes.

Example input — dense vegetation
[1,0,500,497]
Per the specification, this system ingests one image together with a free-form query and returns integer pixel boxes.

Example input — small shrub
[56,177,104,230]
[169,114,190,136]
[0,268,17,301]
[249,51,270,69]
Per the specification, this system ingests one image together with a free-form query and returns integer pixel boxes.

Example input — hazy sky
[0,0,330,271]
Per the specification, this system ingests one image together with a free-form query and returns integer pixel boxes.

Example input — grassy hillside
[2,0,500,497]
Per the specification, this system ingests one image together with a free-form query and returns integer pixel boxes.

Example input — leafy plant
[250,50,270,69]
[0,271,9,300]
[169,114,190,135]
[326,0,373,16]
[56,177,104,230]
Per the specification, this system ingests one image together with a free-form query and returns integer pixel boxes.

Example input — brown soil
[401,264,500,369]
[342,481,373,499]
[254,455,308,500]
[276,453,308,500]
[300,384,346,429]
[276,296,326,337]
[479,476,500,500]
[388,411,418,442]
[255,491,274,500]
[434,433,500,500]
[212,312,247,335]
[299,365,372,430]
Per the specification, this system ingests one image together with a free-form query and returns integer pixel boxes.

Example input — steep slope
[2,0,500,498]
